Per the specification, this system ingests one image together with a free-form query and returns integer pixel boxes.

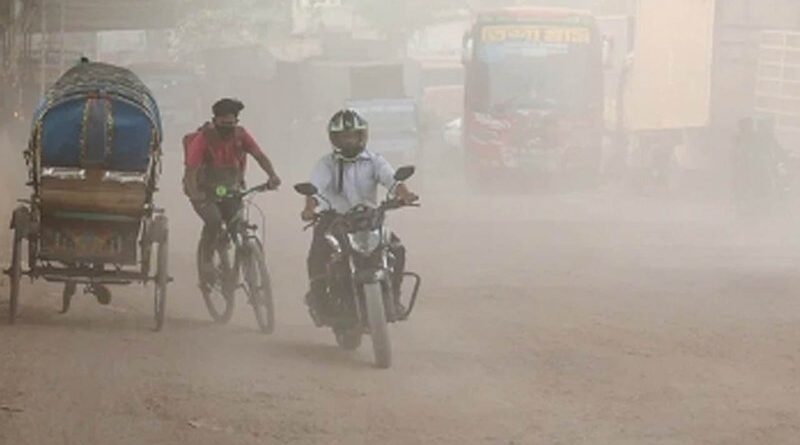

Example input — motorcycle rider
[732,117,781,216]
[184,98,281,281]
[301,109,418,316]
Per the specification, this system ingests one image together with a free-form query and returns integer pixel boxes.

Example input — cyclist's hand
[301,208,317,222]
[266,175,281,190]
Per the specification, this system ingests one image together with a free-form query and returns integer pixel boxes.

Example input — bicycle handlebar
[216,182,273,201]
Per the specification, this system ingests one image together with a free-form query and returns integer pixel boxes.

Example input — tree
[169,0,288,60]
[351,0,465,36]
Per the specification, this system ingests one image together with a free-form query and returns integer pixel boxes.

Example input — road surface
[1,156,800,444]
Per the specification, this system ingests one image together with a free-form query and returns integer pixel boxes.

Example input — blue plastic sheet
[32,62,162,172]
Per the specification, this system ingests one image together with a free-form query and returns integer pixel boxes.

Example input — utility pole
[38,0,45,96]
[58,0,64,73]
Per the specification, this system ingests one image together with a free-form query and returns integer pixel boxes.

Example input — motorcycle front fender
[349,249,389,285]
[354,268,388,284]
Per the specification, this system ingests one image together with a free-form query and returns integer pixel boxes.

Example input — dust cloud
[1,1,800,444]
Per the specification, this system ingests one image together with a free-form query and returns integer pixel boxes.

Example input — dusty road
[2,158,800,444]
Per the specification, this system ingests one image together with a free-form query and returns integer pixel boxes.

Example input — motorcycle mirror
[394,166,416,182]
[294,182,318,196]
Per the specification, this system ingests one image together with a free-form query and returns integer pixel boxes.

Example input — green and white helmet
[328,109,368,159]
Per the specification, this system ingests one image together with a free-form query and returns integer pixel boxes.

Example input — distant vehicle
[418,61,464,128]
[461,7,605,188]
[621,0,800,190]
[345,62,421,167]
[346,97,420,166]
[442,117,463,151]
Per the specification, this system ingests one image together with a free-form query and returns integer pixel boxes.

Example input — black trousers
[192,200,240,261]
[307,221,406,299]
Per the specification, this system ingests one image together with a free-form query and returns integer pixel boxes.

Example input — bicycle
[197,182,274,334]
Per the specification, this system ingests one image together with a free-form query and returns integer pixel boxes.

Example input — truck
[755,29,800,148]
[460,7,606,188]
[621,0,800,188]
[272,56,422,167]
[344,62,421,167]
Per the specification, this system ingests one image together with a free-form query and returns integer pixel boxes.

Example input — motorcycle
[293,166,421,369]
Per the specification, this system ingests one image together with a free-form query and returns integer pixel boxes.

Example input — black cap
[212,98,245,117]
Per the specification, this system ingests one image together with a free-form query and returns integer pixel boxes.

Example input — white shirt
[310,150,396,213]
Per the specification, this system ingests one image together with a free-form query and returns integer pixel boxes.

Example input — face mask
[338,145,363,159]
[216,125,235,137]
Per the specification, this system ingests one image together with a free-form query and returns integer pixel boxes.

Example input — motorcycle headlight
[324,233,342,253]
[347,229,382,255]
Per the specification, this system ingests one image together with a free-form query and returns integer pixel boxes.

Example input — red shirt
[184,124,264,170]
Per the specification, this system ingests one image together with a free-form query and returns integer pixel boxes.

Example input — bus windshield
[472,23,598,113]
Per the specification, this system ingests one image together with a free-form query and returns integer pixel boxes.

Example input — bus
[461,7,604,186]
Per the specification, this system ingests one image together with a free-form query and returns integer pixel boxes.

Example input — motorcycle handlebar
[382,198,421,210]
[302,200,419,230]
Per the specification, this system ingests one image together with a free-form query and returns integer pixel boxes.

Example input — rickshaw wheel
[153,219,169,332]
[7,226,23,324]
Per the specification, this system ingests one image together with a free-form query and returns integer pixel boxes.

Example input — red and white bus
[461,7,604,186]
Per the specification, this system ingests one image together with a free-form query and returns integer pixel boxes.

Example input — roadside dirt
[1,145,800,445]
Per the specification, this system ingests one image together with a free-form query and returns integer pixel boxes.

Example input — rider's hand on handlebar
[301,207,317,222]
[398,191,419,206]
[404,193,419,205]
[266,175,282,191]
[394,183,418,206]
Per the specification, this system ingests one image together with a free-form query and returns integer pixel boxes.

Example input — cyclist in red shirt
[183,98,281,279]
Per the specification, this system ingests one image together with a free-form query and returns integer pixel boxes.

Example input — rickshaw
[5,61,170,330]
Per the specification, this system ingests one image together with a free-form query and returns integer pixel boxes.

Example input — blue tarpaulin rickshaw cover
[31,61,162,172]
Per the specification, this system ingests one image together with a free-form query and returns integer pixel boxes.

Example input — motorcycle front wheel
[364,282,392,369]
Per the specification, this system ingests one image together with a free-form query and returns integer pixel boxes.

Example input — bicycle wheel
[198,238,235,323]
[243,238,275,334]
